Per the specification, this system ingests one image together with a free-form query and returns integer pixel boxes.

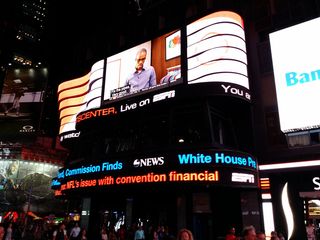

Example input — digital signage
[308,200,320,219]
[269,17,320,133]
[0,67,48,138]
[58,60,104,142]
[0,159,60,211]
[103,30,181,102]
[0,141,21,160]
[52,149,259,193]
[58,11,251,144]
[187,11,249,92]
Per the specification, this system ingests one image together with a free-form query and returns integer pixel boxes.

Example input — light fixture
[13,79,22,84]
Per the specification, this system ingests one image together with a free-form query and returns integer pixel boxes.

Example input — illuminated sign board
[57,11,251,142]
[269,17,320,133]
[75,89,176,129]
[103,30,181,103]
[232,172,255,183]
[52,150,258,192]
[0,68,48,137]
[313,177,320,190]
[187,11,249,90]
[0,142,21,160]
[0,159,60,210]
[58,60,104,135]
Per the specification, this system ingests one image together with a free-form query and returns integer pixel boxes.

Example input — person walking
[225,227,237,240]
[69,222,81,240]
[52,223,68,240]
[4,223,13,240]
[80,228,87,240]
[134,225,145,240]
[306,222,316,240]
[177,228,193,240]
[242,225,256,240]
[0,223,5,240]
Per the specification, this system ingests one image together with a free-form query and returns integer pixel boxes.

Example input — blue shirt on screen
[126,66,156,93]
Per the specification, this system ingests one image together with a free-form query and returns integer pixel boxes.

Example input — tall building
[0,0,69,220]
[0,0,50,134]
[51,0,320,239]
[0,0,48,69]
[2,0,317,239]
[250,0,320,239]
[52,1,259,240]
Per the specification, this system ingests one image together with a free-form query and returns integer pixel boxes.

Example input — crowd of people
[0,221,87,240]
[99,223,177,240]
[225,225,286,240]
[0,220,306,240]
[0,220,195,240]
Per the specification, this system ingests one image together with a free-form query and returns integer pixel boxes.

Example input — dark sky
[45,0,188,81]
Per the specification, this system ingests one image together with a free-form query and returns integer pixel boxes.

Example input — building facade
[50,0,320,239]
[53,9,262,240]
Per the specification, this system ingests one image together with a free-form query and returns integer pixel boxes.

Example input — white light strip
[259,160,320,170]
[262,193,272,200]
[262,202,275,238]
[281,182,294,239]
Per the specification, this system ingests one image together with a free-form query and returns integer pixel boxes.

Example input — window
[286,129,320,148]
[287,132,310,147]
[211,111,236,148]
[171,104,210,146]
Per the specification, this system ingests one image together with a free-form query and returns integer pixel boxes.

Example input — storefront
[259,161,320,239]
[53,148,261,239]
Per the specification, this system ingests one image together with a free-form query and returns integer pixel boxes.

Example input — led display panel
[269,17,320,133]
[103,30,181,102]
[187,11,249,89]
[58,60,104,141]
[58,11,252,138]
[0,159,60,211]
[0,68,48,138]
[52,149,259,193]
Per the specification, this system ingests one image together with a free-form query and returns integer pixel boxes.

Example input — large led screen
[0,68,47,138]
[58,60,104,139]
[0,159,60,212]
[52,149,258,193]
[269,17,320,133]
[103,30,181,102]
[187,11,249,89]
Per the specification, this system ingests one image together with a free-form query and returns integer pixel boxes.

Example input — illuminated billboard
[0,68,48,138]
[0,141,21,160]
[103,30,181,102]
[52,149,259,193]
[187,11,249,90]
[269,17,320,133]
[0,159,60,211]
[57,11,251,142]
[58,60,104,141]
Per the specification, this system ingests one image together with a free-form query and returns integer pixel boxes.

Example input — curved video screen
[57,11,251,144]
[187,11,249,97]
[52,149,258,193]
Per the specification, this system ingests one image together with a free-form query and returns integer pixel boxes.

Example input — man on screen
[126,48,156,93]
